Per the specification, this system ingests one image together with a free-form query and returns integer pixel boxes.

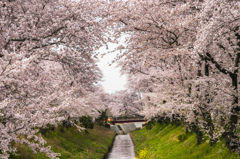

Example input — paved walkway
[108,134,135,159]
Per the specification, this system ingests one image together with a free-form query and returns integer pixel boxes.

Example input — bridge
[110,119,146,124]
[110,119,146,134]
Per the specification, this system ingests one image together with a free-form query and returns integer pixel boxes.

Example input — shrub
[39,124,55,136]
[146,119,156,130]
[79,116,94,129]
[96,110,108,126]
[177,133,187,142]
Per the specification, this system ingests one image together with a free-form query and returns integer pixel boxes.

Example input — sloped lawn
[10,124,115,159]
[131,123,239,159]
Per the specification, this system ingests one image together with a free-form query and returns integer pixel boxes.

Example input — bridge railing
[114,118,145,121]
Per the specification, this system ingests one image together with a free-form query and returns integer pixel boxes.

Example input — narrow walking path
[108,134,135,159]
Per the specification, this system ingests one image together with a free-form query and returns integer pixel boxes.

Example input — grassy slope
[131,123,239,159]
[10,124,115,159]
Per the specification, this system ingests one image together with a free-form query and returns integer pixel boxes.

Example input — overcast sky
[97,43,127,94]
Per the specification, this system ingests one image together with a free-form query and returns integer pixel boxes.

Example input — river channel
[108,134,135,159]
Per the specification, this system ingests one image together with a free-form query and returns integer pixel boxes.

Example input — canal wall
[107,134,135,159]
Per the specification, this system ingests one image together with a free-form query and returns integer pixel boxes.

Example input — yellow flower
[136,148,152,159]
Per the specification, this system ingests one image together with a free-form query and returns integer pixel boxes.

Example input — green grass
[10,124,115,159]
[131,123,239,159]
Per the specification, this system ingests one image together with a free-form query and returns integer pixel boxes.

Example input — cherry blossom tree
[1,0,240,157]
[109,0,240,151]
[194,0,240,150]
[108,89,142,117]
[109,0,202,127]
[0,0,110,158]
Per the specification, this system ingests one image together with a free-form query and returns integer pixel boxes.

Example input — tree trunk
[224,53,240,151]
[204,62,215,145]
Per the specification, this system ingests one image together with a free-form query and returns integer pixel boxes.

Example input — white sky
[97,43,127,94]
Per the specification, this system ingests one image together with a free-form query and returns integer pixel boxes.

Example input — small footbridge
[110,119,146,134]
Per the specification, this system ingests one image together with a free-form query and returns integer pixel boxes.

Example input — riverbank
[131,123,239,159]
[10,124,115,159]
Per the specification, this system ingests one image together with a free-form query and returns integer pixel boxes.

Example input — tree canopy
[1,0,240,158]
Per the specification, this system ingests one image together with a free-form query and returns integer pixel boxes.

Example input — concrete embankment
[107,134,135,159]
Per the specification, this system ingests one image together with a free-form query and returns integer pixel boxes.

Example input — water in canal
[108,134,135,159]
